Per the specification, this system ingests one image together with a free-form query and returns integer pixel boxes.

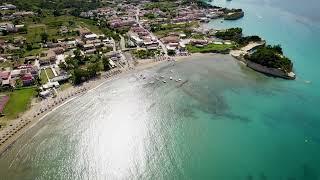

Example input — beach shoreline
[0,53,234,155]
[0,56,180,155]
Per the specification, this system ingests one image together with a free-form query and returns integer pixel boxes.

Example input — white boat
[162,80,167,83]
[160,75,164,78]
[170,77,173,80]
[178,78,182,81]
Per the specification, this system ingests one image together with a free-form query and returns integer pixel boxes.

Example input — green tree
[68,20,75,27]
[40,32,49,43]
[53,9,61,16]
[26,43,33,51]
[58,63,67,71]
[65,56,78,70]
[102,56,111,71]
[87,63,99,78]
[73,68,88,84]
[35,88,41,97]
[12,19,20,25]
[36,77,42,86]
[168,49,176,56]
[15,79,23,88]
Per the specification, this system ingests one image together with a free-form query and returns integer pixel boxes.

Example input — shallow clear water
[0,0,320,179]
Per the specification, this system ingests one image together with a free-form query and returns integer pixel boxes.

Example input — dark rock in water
[246,174,254,180]
[287,177,296,180]
[259,172,267,180]
[180,107,196,119]
[224,11,244,20]
[302,163,319,180]
[223,113,251,123]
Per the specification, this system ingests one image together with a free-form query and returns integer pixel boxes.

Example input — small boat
[170,77,173,80]
[149,81,155,84]
[160,75,164,78]
[175,79,179,82]
[162,80,167,83]
[178,78,182,81]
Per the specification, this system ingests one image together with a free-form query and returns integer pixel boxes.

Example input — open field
[1,87,36,121]
[40,70,48,84]
[46,68,55,79]
[25,24,46,43]
[23,48,48,57]
[0,15,102,44]
[59,83,72,91]
[187,43,235,53]
[0,59,25,69]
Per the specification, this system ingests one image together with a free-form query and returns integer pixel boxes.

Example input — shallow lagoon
[0,54,319,179]
[1,0,320,179]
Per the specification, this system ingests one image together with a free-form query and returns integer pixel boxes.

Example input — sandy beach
[0,55,181,155]
[0,53,222,155]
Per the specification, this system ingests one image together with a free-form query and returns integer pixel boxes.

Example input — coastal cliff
[247,61,296,79]
[243,44,295,80]
[224,11,244,20]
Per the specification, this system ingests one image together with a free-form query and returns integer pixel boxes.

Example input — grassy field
[59,83,72,91]
[153,21,199,38]
[187,43,235,53]
[0,61,13,69]
[40,15,102,35]
[26,24,46,43]
[0,59,25,69]
[1,15,102,44]
[1,88,36,120]
[46,68,55,79]
[40,70,48,84]
[23,48,48,57]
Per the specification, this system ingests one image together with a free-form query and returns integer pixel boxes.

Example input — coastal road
[119,35,126,51]
[111,37,116,52]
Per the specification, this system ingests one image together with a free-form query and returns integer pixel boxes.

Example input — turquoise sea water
[0,1,320,179]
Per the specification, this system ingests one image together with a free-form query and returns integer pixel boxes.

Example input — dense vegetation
[150,21,199,37]
[143,0,178,17]
[187,43,234,53]
[245,45,293,72]
[215,28,292,72]
[133,49,159,59]
[223,10,244,20]
[215,28,262,46]
[181,0,217,9]
[5,0,101,13]
[150,22,198,32]
[215,28,243,41]
[58,49,109,85]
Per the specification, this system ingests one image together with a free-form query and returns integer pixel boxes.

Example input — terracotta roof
[0,71,10,79]
[162,36,180,44]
